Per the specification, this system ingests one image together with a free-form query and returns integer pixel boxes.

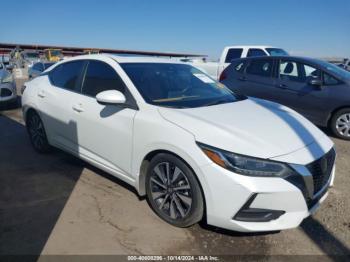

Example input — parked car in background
[338,59,350,71]
[22,51,41,68]
[28,62,55,79]
[22,54,335,232]
[0,62,17,105]
[220,56,350,140]
[189,46,288,80]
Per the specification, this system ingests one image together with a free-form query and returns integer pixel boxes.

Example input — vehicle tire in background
[26,110,51,153]
[330,108,350,140]
[146,153,204,227]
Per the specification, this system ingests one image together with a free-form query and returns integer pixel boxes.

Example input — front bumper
[200,148,335,232]
[0,82,17,103]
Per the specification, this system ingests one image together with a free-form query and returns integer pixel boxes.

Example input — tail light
[219,70,227,82]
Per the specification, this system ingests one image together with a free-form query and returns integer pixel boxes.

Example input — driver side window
[81,60,126,97]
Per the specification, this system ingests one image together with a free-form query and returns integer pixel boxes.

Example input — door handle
[72,104,84,113]
[37,90,46,98]
[238,76,247,81]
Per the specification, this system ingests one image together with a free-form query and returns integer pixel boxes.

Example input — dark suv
[220,56,350,140]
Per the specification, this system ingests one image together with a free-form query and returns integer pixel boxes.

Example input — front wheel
[146,153,204,227]
[330,108,350,140]
[26,111,51,153]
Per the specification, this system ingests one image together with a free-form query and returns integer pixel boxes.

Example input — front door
[275,59,327,124]
[73,59,137,178]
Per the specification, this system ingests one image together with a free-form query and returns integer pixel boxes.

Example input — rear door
[37,60,86,151]
[275,58,328,124]
[236,58,277,100]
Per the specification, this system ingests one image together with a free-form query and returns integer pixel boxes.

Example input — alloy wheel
[335,113,350,138]
[28,114,46,149]
[150,162,193,220]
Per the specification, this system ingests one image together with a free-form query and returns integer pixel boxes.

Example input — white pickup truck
[189,45,288,80]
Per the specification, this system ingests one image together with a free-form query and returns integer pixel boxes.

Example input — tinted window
[246,59,272,77]
[0,63,3,70]
[44,62,55,70]
[247,49,267,57]
[234,62,246,73]
[279,60,321,82]
[225,49,243,63]
[266,48,289,56]
[121,63,244,108]
[50,61,85,90]
[82,60,125,97]
[36,63,44,71]
[279,60,301,82]
[324,73,339,85]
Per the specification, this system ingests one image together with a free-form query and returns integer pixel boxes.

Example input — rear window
[247,49,267,57]
[49,61,85,90]
[246,59,272,77]
[266,48,289,56]
[225,48,243,63]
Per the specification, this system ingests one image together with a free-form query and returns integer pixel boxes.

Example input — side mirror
[96,90,126,105]
[308,78,323,88]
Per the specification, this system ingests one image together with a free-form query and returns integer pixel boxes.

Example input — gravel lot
[0,78,349,260]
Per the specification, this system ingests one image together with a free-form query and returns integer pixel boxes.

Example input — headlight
[2,74,13,84]
[197,142,292,177]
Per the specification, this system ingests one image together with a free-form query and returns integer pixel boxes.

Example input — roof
[224,45,276,49]
[59,54,184,63]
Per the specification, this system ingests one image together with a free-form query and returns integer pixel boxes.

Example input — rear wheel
[330,108,350,140]
[26,111,51,153]
[146,153,204,227]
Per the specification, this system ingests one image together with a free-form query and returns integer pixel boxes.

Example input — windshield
[317,60,350,80]
[25,52,39,58]
[266,48,289,56]
[51,50,62,56]
[121,63,245,108]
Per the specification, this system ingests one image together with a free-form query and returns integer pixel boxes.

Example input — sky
[1,0,349,60]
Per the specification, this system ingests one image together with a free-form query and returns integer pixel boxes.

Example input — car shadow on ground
[0,114,83,261]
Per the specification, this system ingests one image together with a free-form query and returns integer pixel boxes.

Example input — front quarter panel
[132,107,214,211]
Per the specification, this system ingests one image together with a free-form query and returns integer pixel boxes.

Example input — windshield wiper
[204,99,231,107]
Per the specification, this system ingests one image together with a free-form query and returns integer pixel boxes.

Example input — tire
[26,111,51,153]
[330,108,350,140]
[146,153,204,227]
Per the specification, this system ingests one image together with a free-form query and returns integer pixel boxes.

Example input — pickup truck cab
[190,45,288,80]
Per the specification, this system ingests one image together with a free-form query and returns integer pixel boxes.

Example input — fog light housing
[233,194,285,222]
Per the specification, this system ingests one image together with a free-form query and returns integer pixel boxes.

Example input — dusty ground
[0,79,349,260]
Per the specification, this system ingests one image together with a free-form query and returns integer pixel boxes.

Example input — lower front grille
[0,88,13,97]
[307,148,336,196]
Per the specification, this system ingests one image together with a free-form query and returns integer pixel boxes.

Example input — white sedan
[22,54,335,232]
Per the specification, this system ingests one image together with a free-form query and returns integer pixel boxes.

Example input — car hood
[158,98,329,160]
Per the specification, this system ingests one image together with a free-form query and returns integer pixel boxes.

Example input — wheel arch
[327,105,350,127]
[137,149,207,220]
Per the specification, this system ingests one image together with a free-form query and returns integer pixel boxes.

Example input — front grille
[0,88,13,97]
[306,148,336,196]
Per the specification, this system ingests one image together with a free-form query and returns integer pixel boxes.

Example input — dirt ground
[0,79,349,260]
